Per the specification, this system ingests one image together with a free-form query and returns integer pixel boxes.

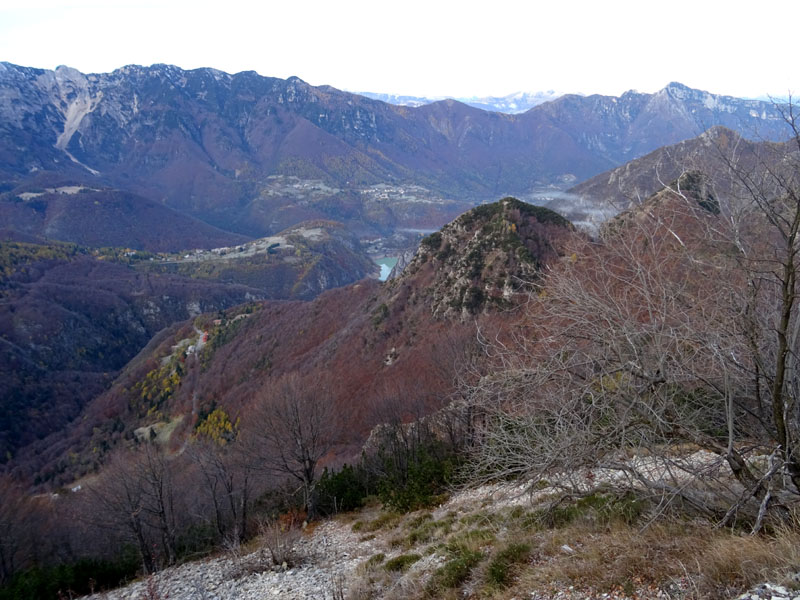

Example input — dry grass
[699,527,800,592]
[517,523,706,592]
[496,521,800,599]
[342,493,800,599]
[352,510,404,533]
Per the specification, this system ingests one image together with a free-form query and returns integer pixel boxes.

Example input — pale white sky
[0,0,795,99]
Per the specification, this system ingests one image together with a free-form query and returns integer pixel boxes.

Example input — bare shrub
[224,513,302,578]
[260,513,303,568]
[465,155,800,526]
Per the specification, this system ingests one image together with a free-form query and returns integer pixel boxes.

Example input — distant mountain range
[357,90,565,113]
[0,62,794,248]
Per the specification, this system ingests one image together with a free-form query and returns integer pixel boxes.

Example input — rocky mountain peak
[390,197,573,319]
[53,64,85,80]
[664,81,691,95]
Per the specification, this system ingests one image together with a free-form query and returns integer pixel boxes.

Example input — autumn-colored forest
[3,116,800,598]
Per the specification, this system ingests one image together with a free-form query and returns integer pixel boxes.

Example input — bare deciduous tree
[243,373,336,519]
[466,103,800,528]
[187,434,255,544]
[464,177,788,523]
[88,443,181,571]
[713,104,800,495]
[87,449,157,573]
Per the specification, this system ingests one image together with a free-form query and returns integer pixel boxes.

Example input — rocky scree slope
[80,484,800,600]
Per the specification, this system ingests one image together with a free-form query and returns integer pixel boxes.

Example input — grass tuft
[384,553,422,572]
[486,542,531,587]
[364,553,385,568]
[428,546,483,591]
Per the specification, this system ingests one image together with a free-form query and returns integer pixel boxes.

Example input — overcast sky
[0,0,796,99]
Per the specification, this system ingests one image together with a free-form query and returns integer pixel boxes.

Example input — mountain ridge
[10,197,573,486]
[1,62,793,242]
[564,125,793,218]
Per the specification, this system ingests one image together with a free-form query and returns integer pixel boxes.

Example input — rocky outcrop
[386,247,416,280]
[388,197,573,319]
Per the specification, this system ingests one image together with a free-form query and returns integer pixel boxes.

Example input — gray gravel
[81,486,800,600]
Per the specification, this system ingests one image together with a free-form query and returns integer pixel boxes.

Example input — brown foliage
[466,171,800,524]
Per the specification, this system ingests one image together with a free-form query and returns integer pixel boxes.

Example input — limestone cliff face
[386,247,416,280]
